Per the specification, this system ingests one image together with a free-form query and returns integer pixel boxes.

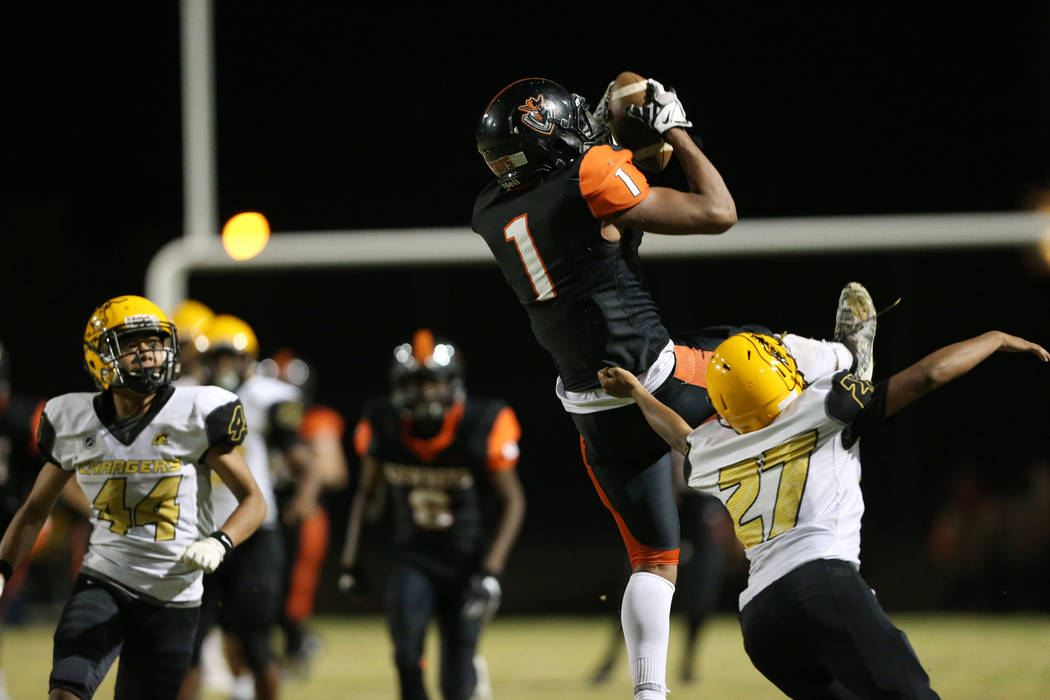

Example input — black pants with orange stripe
[574,324,770,568]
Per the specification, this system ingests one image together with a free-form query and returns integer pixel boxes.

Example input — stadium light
[221,212,270,260]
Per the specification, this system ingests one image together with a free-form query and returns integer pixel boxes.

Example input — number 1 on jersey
[504,214,556,301]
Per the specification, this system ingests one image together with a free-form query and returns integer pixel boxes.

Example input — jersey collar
[93,385,176,446]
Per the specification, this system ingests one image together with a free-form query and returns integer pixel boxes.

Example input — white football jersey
[39,385,245,605]
[687,349,881,610]
[210,375,302,529]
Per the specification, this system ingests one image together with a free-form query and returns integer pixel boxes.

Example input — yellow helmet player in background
[82,295,179,393]
[195,314,259,393]
[172,299,214,385]
[705,333,806,434]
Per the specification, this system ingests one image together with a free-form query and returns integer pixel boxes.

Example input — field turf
[2,614,1047,698]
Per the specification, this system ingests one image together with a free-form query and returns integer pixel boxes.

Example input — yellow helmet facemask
[83,295,179,394]
[706,333,806,434]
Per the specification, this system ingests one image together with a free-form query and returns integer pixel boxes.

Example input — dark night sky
[4,4,1049,610]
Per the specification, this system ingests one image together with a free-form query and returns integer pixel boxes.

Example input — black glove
[337,564,369,598]
[462,569,501,621]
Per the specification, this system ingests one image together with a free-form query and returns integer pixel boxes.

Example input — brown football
[608,71,673,172]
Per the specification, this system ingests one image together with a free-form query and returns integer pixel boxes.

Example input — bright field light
[222,212,270,260]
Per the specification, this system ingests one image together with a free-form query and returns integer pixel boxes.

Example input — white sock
[621,571,674,699]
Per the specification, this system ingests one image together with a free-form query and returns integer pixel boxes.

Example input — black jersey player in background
[339,330,526,700]
[472,77,736,699]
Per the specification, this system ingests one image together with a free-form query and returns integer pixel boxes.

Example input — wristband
[0,559,12,580]
[209,531,234,554]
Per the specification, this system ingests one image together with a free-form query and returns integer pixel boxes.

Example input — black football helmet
[477,78,608,189]
[390,329,465,431]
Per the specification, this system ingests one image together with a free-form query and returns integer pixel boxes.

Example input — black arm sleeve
[36,411,59,465]
[266,400,304,452]
[205,399,248,451]
[841,381,889,449]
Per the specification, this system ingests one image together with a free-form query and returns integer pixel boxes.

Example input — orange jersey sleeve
[352,418,373,458]
[578,144,651,219]
[486,406,522,471]
[300,405,346,441]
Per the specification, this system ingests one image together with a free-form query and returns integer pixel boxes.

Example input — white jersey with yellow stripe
[687,343,875,610]
[39,384,244,605]
[210,374,302,529]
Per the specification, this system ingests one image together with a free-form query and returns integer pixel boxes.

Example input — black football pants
[739,558,940,700]
[51,574,199,700]
[388,561,483,700]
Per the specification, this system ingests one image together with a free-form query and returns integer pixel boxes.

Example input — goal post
[145,211,1050,315]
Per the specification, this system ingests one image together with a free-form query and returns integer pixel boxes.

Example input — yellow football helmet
[83,295,179,393]
[706,333,806,434]
[195,314,259,358]
[171,299,214,344]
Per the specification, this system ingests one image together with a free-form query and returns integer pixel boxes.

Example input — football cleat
[833,282,877,381]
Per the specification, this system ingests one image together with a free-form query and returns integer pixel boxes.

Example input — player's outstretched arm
[205,445,267,545]
[885,331,1049,417]
[0,462,73,579]
[597,367,693,456]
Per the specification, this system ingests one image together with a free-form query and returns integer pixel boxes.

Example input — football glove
[0,560,10,598]
[591,81,615,130]
[337,565,369,597]
[462,570,501,622]
[625,79,693,136]
[177,531,232,573]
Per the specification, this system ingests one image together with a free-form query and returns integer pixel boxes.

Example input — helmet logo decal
[486,151,528,176]
[122,313,160,328]
[517,95,555,135]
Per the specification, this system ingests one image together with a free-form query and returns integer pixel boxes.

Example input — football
[607,71,674,172]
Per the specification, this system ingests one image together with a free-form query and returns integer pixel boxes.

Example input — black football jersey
[354,397,521,575]
[471,144,671,392]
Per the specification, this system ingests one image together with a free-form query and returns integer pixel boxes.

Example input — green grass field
[3,614,1048,698]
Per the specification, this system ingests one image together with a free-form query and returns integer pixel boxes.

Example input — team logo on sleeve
[838,374,874,407]
[517,95,555,135]
[227,404,247,442]
[152,432,169,445]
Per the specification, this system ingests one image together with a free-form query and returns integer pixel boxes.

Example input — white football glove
[177,533,230,573]
[625,78,693,135]
[0,560,11,598]
[591,80,615,129]
[463,572,502,622]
